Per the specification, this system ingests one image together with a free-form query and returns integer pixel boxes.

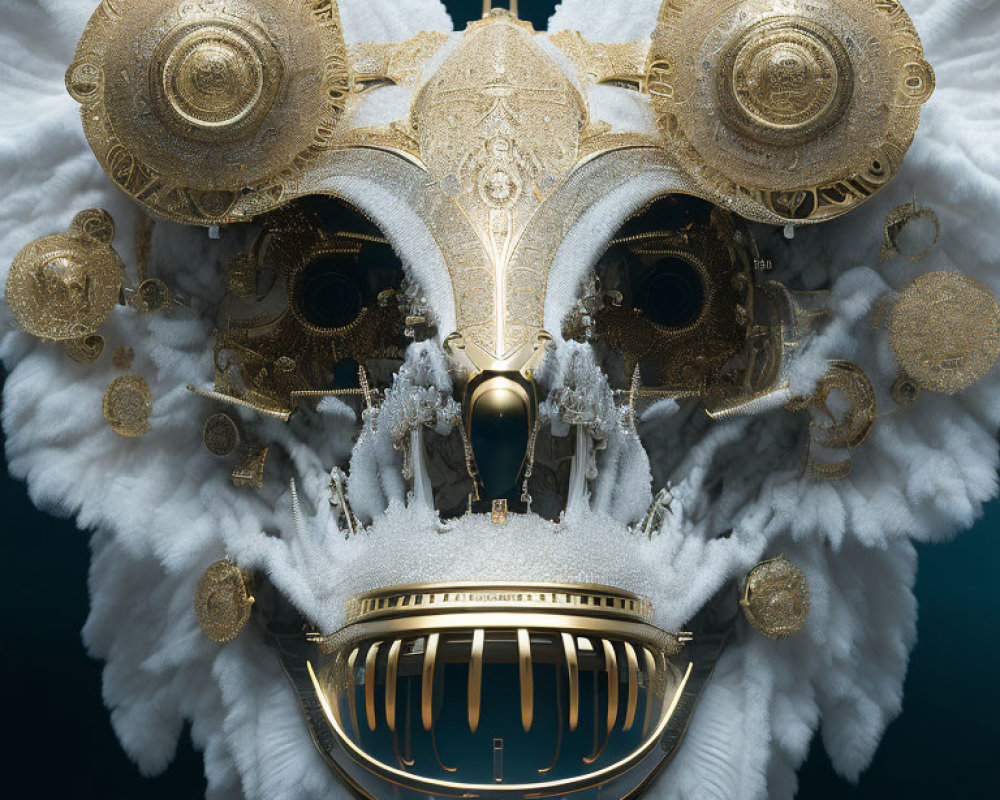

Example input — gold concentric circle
[67,0,350,224]
[889,272,1000,394]
[647,0,934,222]
[155,20,279,136]
[718,17,853,146]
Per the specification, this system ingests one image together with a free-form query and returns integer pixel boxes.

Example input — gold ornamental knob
[741,556,810,639]
[66,0,350,224]
[647,0,934,223]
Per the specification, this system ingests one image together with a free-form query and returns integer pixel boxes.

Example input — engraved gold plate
[67,0,350,224]
[194,560,255,643]
[103,375,154,438]
[741,557,810,639]
[203,412,241,457]
[5,209,123,341]
[647,0,934,222]
[889,271,1000,394]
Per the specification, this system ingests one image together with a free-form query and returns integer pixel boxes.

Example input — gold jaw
[272,582,726,800]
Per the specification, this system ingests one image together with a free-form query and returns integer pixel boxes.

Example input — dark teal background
[2,1,998,797]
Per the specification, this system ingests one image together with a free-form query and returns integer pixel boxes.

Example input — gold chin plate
[647,0,934,222]
[889,271,1000,394]
[5,209,122,341]
[66,0,349,225]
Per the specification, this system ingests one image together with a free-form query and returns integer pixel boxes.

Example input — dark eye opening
[295,254,365,330]
[634,256,705,330]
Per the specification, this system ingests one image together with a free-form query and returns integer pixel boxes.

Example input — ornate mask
[1,1,995,799]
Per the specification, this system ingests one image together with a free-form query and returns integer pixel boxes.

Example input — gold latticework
[647,0,934,222]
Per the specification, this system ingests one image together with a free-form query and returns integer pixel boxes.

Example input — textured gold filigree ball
[5,209,123,341]
[194,560,255,644]
[719,17,853,146]
[741,557,810,639]
[890,271,1000,394]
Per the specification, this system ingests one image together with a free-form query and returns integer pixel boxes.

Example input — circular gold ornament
[718,16,853,147]
[741,556,810,639]
[66,0,350,224]
[203,412,241,457]
[882,202,941,261]
[135,278,172,314]
[103,375,154,438]
[647,0,934,222]
[194,560,254,644]
[5,209,123,341]
[889,271,1000,394]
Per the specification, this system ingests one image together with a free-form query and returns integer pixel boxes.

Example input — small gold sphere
[741,556,810,640]
[194,560,255,644]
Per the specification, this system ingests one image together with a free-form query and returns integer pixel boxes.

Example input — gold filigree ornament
[788,360,876,479]
[646,0,934,222]
[67,0,350,225]
[5,209,123,354]
[741,556,810,640]
[888,271,1000,394]
[193,560,255,644]
[103,374,154,438]
[881,202,941,262]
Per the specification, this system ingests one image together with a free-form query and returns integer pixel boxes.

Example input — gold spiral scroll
[647,0,934,223]
[66,0,350,225]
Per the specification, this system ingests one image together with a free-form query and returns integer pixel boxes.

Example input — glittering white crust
[2,1,999,799]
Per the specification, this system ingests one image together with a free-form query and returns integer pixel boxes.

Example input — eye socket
[294,254,365,331]
[634,256,705,330]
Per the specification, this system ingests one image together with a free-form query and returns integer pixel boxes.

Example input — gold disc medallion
[103,375,154,438]
[889,271,1000,394]
[194,560,254,644]
[5,209,123,341]
[647,0,934,222]
[742,556,810,639]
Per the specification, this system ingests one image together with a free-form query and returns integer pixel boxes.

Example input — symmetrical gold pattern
[413,12,586,364]
[6,209,122,341]
[194,560,255,643]
[741,557,810,639]
[103,375,153,438]
[889,271,1000,394]
[647,0,934,222]
[67,0,350,224]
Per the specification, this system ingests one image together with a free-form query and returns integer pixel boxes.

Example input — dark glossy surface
[469,383,530,500]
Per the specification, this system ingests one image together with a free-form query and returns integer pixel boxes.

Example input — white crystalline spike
[565,424,592,521]
[290,478,306,539]
[409,427,434,509]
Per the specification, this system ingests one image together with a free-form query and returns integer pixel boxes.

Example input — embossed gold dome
[647,0,935,222]
[66,0,350,224]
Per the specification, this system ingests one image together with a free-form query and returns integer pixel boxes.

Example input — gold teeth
[345,582,656,626]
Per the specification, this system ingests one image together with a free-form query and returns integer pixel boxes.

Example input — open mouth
[268,582,731,800]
